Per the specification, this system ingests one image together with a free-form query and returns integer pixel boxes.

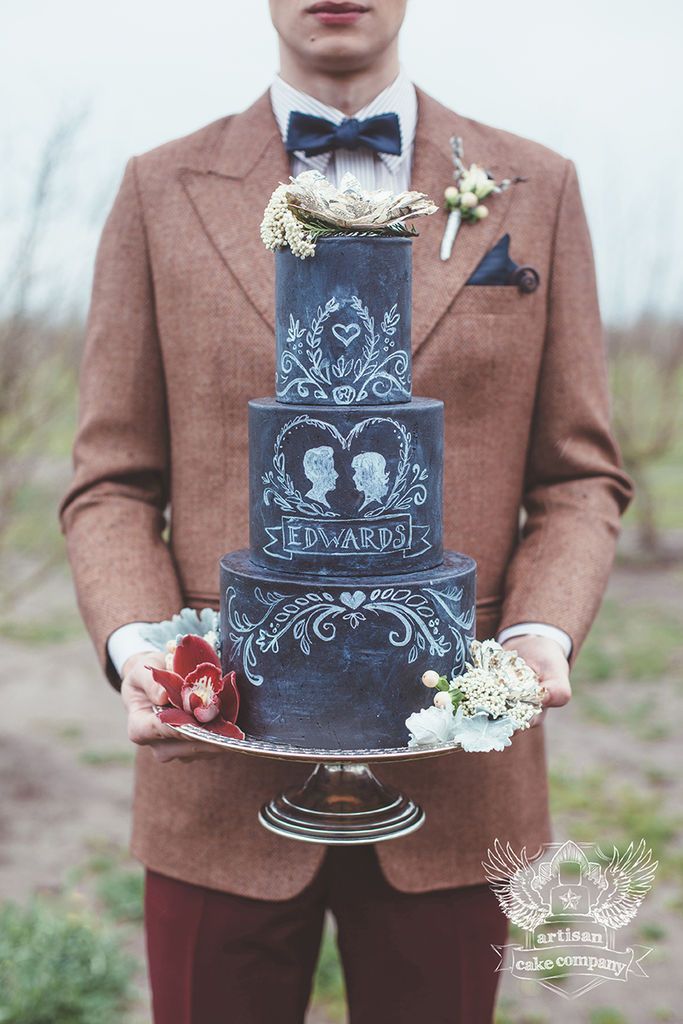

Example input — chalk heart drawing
[262,414,429,522]
[276,295,409,404]
[331,322,361,347]
[225,584,474,687]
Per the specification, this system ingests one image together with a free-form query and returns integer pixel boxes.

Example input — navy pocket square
[467,234,540,293]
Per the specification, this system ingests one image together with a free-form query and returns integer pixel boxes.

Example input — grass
[572,597,682,686]
[52,721,84,742]
[0,895,134,1024]
[494,1003,549,1024]
[588,1010,629,1024]
[0,833,144,1023]
[2,479,67,556]
[95,869,145,925]
[549,764,681,886]
[628,435,683,532]
[79,749,135,767]
[638,921,667,941]
[0,609,83,645]
[610,348,683,534]
[70,844,145,925]
[310,921,346,1023]
[578,689,674,742]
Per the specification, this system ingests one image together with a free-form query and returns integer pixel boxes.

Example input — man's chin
[304,39,378,72]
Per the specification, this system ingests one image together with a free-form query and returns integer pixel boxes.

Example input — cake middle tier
[249,397,444,576]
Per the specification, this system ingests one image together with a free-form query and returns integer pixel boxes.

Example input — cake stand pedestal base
[152,709,457,845]
[259,762,425,845]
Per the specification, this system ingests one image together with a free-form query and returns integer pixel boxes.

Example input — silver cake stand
[154,710,459,845]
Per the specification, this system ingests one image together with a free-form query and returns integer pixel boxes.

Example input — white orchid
[406,706,457,748]
[451,706,515,753]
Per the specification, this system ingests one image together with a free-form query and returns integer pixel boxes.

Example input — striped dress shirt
[269,68,417,192]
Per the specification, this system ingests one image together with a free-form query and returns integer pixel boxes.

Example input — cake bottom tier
[219,550,476,750]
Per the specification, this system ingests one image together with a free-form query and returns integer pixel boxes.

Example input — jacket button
[513,265,540,293]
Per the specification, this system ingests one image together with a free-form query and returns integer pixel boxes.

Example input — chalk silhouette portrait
[303,445,338,507]
[352,451,390,510]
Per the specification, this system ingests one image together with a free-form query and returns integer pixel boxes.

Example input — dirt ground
[1,557,681,1024]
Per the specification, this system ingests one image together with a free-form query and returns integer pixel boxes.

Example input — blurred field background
[2,114,683,1024]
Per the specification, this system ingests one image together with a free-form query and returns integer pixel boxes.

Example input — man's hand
[120,650,221,763]
[500,634,572,727]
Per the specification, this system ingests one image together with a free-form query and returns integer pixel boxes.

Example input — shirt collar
[269,67,417,175]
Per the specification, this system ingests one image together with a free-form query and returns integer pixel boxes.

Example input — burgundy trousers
[144,846,507,1024]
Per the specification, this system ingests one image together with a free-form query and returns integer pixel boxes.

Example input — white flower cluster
[450,640,544,729]
[411,640,545,751]
[442,135,521,236]
[260,183,316,260]
[444,162,497,222]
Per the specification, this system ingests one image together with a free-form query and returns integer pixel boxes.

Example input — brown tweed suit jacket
[59,88,632,898]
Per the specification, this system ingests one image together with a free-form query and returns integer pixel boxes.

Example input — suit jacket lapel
[180,92,288,333]
[410,89,517,358]
[181,88,519,355]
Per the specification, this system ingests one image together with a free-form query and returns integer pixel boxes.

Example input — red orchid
[147,634,244,739]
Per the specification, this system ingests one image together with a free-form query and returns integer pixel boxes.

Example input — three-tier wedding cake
[219,232,477,750]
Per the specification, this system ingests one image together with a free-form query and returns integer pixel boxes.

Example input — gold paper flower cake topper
[261,169,438,259]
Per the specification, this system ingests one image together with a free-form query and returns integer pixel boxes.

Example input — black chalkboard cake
[220,236,476,750]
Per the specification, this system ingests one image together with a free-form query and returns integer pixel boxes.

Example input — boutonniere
[439,136,525,261]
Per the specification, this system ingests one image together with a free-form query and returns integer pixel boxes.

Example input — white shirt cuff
[496,622,572,660]
[107,622,158,678]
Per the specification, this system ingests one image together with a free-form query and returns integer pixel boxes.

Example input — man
[59,1,633,1021]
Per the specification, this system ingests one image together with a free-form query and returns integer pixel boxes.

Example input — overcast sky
[2,0,682,322]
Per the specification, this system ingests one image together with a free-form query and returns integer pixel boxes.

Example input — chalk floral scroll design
[276,294,410,404]
[261,414,429,520]
[225,584,475,686]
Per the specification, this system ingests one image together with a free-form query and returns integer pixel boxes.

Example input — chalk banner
[264,514,431,560]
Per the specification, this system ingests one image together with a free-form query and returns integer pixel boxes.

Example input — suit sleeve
[498,159,633,663]
[58,157,183,689]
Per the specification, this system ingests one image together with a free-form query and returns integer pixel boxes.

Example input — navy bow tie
[285,110,402,157]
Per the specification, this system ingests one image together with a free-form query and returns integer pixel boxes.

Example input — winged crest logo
[483,839,657,999]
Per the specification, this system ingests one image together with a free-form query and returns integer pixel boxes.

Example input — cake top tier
[261,171,437,408]
[275,236,413,407]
